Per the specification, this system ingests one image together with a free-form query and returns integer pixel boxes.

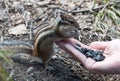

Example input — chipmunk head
[55,12,80,38]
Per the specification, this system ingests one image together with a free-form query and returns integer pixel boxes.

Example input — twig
[47,5,69,13]
[33,9,53,30]
[29,20,33,40]
[4,0,12,27]
[69,0,85,12]
[101,2,109,12]
[23,11,32,39]
[36,1,61,7]
[33,14,48,30]
[32,9,49,23]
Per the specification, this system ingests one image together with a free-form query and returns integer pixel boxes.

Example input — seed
[74,44,105,61]
[85,52,93,58]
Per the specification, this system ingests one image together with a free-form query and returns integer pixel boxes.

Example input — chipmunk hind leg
[42,53,55,71]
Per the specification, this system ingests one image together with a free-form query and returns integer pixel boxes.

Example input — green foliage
[0,50,13,81]
[93,1,120,34]
[0,66,13,81]
[103,0,110,4]
[0,49,12,64]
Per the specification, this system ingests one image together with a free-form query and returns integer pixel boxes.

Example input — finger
[83,58,109,73]
[56,38,91,49]
[84,57,120,74]
[89,41,109,50]
[56,41,88,64]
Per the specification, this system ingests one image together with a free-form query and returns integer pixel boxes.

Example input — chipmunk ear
[59,12,69,22]
[59,12,74,21]
[59,12,80,29]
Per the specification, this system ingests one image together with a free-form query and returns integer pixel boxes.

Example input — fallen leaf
[8,24,28,35]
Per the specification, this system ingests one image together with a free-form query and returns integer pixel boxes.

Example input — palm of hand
[56,38,120,74]
[88,39,120,74]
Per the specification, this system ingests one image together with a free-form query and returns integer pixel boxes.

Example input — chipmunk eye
[77,27,81,30]
[68,20,74,24]
[75,30,78,32]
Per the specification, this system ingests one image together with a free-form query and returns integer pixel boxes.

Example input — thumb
[89,41,109,50]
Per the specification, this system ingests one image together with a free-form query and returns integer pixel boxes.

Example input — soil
[0,0,120,81]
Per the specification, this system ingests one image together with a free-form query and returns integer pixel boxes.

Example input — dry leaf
[68,2,76,9]
[8,24,28,35]
[58,0,67,5]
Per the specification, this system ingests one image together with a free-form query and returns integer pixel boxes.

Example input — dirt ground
[0,0,120,81]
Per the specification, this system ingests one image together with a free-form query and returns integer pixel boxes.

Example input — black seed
[73,44,105,61]
[94,54,105,61]
[80,48,88,53]
[89,50,97,57]
[85,52,93,57]
[94,54,101,61]
[95,50,103,55]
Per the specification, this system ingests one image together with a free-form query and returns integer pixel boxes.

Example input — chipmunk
[0,12,80,66]
[33,12,80,66]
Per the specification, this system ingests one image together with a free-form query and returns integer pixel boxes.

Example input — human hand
[56,38,120,74]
